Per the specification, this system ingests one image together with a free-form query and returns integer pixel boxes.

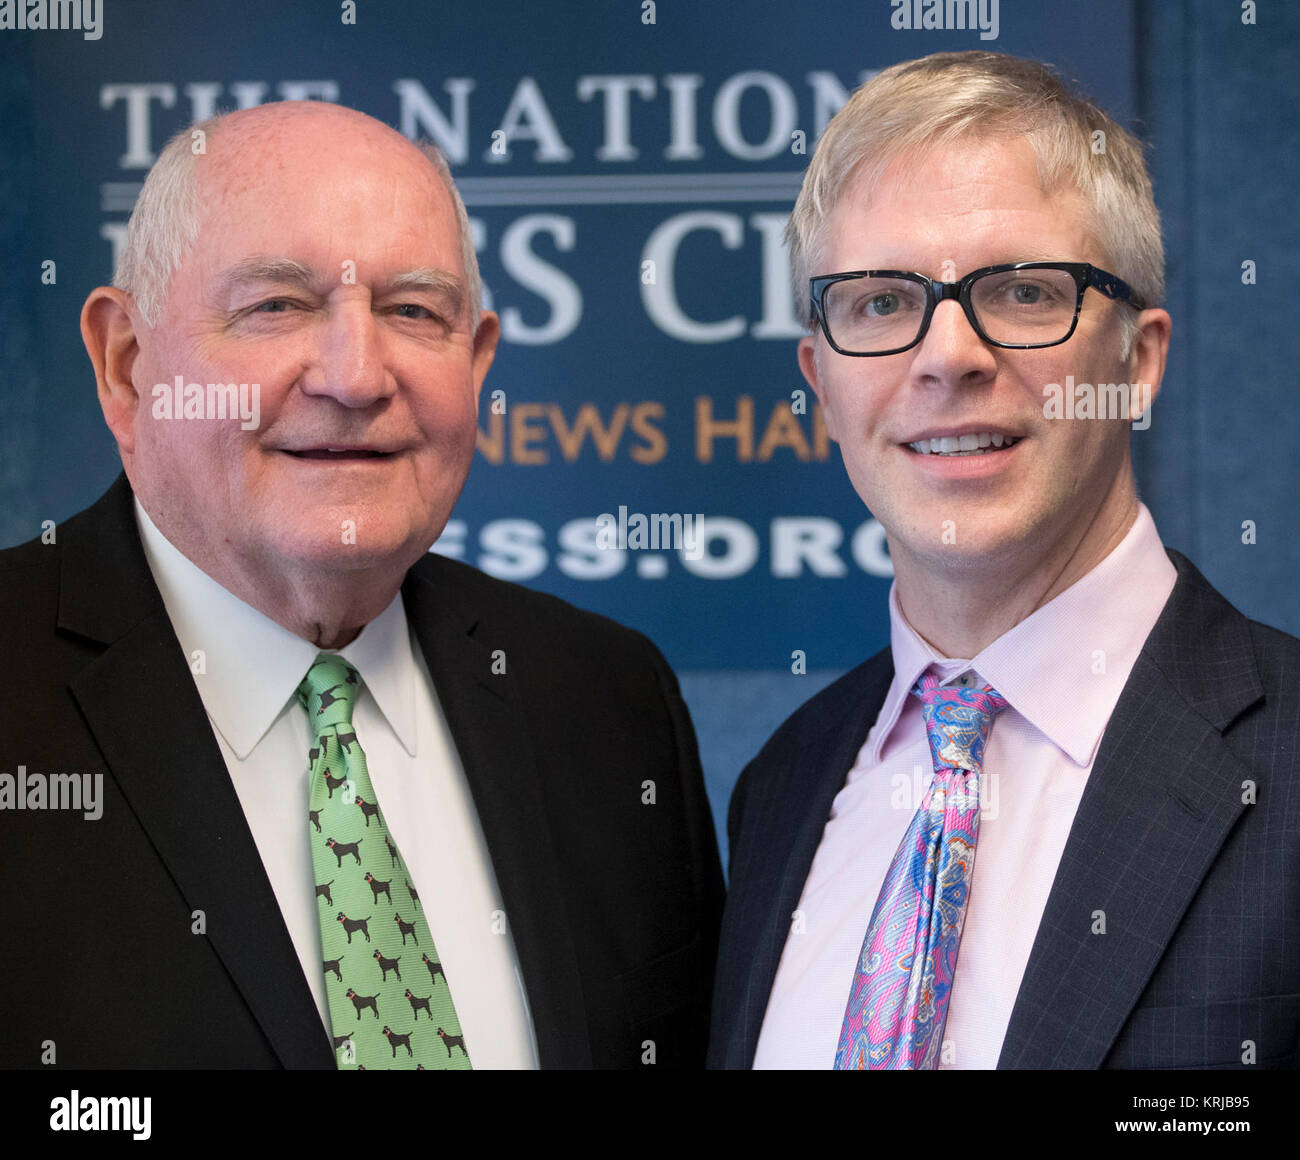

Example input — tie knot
[910,670,1008,773]
[296,653,362,730]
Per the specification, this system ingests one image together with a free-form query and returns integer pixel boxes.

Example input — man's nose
[910,295,998,382]
[302,299,394,407]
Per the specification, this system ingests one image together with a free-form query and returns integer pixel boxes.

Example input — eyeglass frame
[808,261,1148,357]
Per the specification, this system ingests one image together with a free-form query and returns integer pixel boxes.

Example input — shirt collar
[133,497,419,760]
[871,503,1177,767]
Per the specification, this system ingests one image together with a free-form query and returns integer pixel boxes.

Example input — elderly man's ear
[470,309,501,404]
[82,287,144,458]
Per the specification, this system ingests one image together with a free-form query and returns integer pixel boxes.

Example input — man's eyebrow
[848,251,1075,274]
[212,256,318,298]
[211,259,467,313]
[381,268,465,302]
[953,251,1065,270]
[1001,250,1070,264]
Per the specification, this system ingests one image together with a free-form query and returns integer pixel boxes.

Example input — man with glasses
[811,262,1144,360]
[708,51,1300,1070]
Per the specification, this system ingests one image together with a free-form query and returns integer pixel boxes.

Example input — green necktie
[297,653,471,1070]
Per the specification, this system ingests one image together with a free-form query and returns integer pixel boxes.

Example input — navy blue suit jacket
[709,548,1300,1069]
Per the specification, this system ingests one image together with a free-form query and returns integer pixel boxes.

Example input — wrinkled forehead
[188,120,455,275]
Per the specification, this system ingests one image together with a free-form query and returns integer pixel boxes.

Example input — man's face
[800,136,1144,576]
[125,112,496,581]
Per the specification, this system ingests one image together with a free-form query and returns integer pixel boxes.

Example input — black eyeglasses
[809,261,1147,356]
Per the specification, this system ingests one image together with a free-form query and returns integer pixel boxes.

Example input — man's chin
[263,523,435,575]
[886,519,1038,574]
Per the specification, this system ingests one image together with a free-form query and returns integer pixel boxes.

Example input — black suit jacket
[0,474,723,1069]
[709,548,1300,1069]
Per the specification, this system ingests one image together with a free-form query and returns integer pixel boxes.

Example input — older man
[709,52,1300,1070]
[0,101,722,1070]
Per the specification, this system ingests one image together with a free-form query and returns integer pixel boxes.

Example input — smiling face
[122,105,497,588]
[800,135,1155,585]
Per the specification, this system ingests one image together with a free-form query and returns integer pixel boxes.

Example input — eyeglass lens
[821,267,1079,352]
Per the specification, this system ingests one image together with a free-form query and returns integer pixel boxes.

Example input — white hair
[114,110,483,331]
[787,52,1163,362]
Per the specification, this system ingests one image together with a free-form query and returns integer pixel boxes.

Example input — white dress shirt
[134,498,539,1067]
[753,503,1178,1069]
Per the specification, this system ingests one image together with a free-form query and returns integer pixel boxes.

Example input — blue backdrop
[2,0,1296,865]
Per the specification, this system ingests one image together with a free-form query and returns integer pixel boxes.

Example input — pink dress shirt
[752,503,1178,1069]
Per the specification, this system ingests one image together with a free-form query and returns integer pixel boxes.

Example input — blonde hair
[114,109,482,330]
[787,51,1163,359]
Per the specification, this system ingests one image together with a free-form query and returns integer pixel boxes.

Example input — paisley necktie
[834,670,1008,1069]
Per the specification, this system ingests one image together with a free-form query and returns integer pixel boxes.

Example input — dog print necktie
[298,654,471,1070]
[834,670,1008,1069]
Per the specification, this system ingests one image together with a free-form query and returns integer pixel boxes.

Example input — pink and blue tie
[834,671,1009,1069]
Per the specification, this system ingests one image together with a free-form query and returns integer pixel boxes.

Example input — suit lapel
[402,561,591,1068]
[999,549,1263,1068]
[60,475,333,1068]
